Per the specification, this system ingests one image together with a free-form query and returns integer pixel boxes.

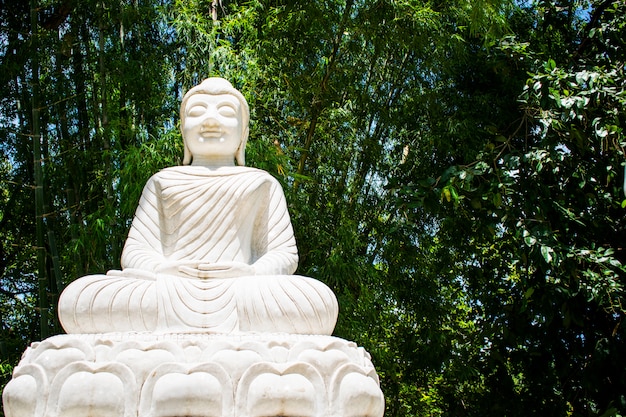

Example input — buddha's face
[182,93,243,161]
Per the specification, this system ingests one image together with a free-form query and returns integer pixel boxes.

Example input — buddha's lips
[200,130,222,139]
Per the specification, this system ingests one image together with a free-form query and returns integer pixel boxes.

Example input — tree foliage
[1,1,625,416]
[395,1,626,414]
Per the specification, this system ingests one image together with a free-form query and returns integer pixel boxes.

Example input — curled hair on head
[180,77,250,166]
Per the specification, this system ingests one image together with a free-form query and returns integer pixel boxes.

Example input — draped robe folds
[58,166,338,335]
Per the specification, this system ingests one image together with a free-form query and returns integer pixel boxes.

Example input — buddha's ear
[183,142,192,165]
[235,145,245,166]
[236,127,248,166]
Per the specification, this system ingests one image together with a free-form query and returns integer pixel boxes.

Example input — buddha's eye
[187,105,206,117]
[218,104,237,117]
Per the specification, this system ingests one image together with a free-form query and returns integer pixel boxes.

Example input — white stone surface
[3,78,384,416]
[4,333,384,417]
[58,165,337,335]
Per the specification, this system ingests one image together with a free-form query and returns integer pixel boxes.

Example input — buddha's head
[180,77,250,166]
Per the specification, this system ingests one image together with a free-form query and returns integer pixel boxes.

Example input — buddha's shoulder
[150,166,278,183]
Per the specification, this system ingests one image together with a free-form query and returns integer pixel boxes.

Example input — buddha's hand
[179,261,255,279]
[155,260,206,277]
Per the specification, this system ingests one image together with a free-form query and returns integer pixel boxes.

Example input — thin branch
[573,0,618,59]
[293,0,355,189]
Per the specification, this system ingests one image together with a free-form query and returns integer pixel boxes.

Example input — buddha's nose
[201,114,220,127]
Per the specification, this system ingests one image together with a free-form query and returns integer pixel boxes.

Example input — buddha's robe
[58,166,338,335]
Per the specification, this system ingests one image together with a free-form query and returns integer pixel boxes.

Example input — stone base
[2,332,385,417]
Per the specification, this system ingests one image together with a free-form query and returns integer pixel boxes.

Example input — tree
[4,1,624,416]
[0,0,180,395]
[397,0,626,414]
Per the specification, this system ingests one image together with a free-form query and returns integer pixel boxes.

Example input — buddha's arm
[250,178,298,275]
[120,176,164,272]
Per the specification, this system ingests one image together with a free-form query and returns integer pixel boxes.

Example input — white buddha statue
[58,77,338,335]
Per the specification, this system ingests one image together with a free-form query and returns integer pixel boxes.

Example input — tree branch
[294,0,355,188]
[573,0,617,59]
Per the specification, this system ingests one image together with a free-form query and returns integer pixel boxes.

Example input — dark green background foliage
[1,0,625,415]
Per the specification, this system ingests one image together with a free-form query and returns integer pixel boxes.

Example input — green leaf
[541,245,553,263]
[524,235,537,246]
[450,186,459,203]
[492,192,502,208]
[442,186,451,202]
